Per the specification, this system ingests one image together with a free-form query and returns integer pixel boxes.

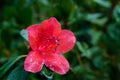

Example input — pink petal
[24,51,44,73]
[27,24,41,50]
[56,30,76,54]
[41,17,61,36]
[44,54,70,75]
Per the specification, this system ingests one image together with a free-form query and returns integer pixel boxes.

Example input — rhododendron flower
[24,17,76,75]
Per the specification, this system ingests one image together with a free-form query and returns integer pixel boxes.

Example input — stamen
[53,36,59,46]
[44,36,59,51]
[55,39,59,45]
[46,38,49,42]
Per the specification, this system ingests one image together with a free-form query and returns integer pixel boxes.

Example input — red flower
[24,17,76,75]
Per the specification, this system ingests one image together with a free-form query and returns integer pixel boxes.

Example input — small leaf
[113,3,120,22]
[86,13,107,26]
[94,0,111,8]
[41,67,53,80]
[76,41,85,53]
[20,29,28,41]
[7,64,28,80]
[86,13,102,20]
[0,55,26,78]
[88,29,102,45]
[93,56,104,69]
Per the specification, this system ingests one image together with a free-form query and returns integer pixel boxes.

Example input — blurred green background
[0,0,120,80]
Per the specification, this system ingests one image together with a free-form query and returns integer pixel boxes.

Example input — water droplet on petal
[30,58,33,62]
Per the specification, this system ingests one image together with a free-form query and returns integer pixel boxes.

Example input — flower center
[46,36,59,47]
[39,35,59,52]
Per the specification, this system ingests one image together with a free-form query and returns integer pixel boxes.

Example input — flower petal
[44,54,70,75]
[56,30,76,54]
[24,51,44,73]
[27,24,41,50]
[41,17,61,36]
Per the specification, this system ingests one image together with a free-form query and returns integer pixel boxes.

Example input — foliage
[0,0,120,80]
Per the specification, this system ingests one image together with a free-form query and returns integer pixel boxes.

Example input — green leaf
[113,3,120,23]
[88,29,102,45]
[94,0,111,8]
[0,55,26,78]
[20,29,28,41]
[7,64,28,80]
[41,67,53,80]
[86,13,102,20]
[86,13,107,26]
[76,41,85,53]
[93,56,104,69]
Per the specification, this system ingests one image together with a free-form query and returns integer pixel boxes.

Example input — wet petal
[24,51,44,73]
[56,30,76,54]
[27,24,41,50]
[41,17,61,36]
[44,54,70,75]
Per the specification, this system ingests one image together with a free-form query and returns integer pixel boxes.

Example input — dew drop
[30,58,33,62]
